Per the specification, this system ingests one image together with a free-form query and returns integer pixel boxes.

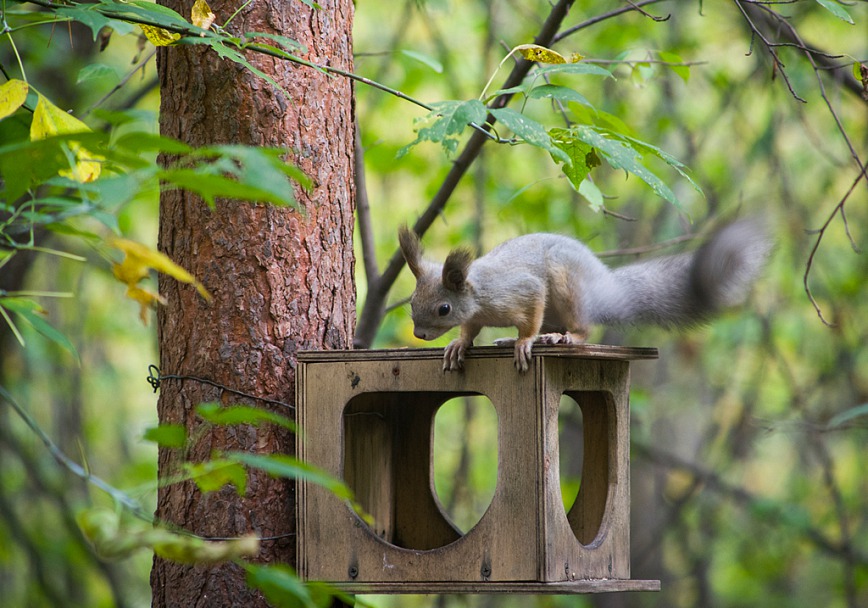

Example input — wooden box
[296,344,660,594]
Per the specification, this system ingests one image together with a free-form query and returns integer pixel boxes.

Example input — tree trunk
[151,1,355,606]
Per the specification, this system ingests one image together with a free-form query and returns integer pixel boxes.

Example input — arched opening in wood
[559,391,616,547]
[342,391,499,551]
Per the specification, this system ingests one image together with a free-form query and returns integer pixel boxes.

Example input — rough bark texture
[151,1,354,606]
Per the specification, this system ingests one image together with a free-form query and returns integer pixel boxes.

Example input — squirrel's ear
[442,248,473,292]
[398,225,424,278]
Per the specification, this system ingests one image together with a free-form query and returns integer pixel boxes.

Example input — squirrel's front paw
[443,339,469,372]
[513,338,534,373]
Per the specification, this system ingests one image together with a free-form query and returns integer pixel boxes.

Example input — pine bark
[151,1,355,606]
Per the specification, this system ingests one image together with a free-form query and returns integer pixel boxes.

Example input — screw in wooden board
[480,563,491,580]
[348,566,359,579]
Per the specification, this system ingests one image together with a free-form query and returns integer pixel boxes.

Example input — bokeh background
[1,1,866,606]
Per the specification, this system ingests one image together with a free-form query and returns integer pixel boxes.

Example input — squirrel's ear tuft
[443,248,473,292]
[398,225,424,278]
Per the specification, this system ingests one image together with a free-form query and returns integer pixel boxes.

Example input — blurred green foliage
[1,0,867,607]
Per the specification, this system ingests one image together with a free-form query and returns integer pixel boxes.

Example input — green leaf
[202,144,311,192]
[143,424,187,448]
[615,131,702,195]
[399,100,488,157]
[159,150,301,208]
[227,452,353,501]
[527,84,594,109]
[658,51,690,83]
[578,178,604,212]
[490,107,569,164]
[559,125,701,208]
[535,62,613,79]
[245,31,307,54]
[244,564,317,608]
[197,402,297,432]
[184,459,248,496]
[814,0,854,24]
[826,403,868,429]
[77,64,119,85]
[0,297,79,361]
[485,85,531,101]
[400,49,444,74]
[182,39,290,98]
[55,5,121,40]
[104,0,195,31]
[548,126,599,188]
[115,132,193,155]
[570,126,680,207]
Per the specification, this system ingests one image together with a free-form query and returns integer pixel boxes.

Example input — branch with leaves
[735,0,867,325]
[354,0,688,347]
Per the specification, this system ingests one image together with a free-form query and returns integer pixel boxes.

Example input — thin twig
[803,165,867,325]
[635,440,868,566]
[81,48,157,118]
[354,118,379,283]
[733,0,806,102]
[355,0,673,347]
[0,384,151,521]
[597,233,697,258]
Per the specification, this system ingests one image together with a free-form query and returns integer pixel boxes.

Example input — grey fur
[592,219,772,327]
[399,220,771,371]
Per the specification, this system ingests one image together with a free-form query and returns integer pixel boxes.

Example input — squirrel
[398,219,771,372]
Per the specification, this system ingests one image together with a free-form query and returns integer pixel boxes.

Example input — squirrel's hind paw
[537,331,588,345]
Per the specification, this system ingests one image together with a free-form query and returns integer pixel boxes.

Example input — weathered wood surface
[296,345,659,592]
[298,344,658,362]
[329,580,661,594]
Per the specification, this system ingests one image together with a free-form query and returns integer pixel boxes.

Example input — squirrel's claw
[443,338,469,372]
[513,337,534,372]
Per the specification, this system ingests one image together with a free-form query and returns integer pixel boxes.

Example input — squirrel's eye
[438,303,451,317]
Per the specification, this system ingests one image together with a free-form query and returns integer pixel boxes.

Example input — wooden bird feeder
[296,344,660,595]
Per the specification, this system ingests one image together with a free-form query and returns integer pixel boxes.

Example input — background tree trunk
[151,1,355,606]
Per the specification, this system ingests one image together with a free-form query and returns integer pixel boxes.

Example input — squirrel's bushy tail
[590,219,771,328]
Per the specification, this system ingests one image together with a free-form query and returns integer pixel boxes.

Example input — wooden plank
[298,344,658,363]
[538,359,632,581]
[298,355,547,583]
[328,580,661,594]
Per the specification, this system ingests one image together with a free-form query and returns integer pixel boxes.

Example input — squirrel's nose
[414,329,428,340]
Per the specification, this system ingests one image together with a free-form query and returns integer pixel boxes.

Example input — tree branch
[635,441,868,566]
[354,0,670,348]
[354,119,379,283]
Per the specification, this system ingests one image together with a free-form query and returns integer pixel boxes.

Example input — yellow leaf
[31,94,90,140]
[568,52,584,63]
[191,0,216,31]
[0,79,29,121]
[31,94,103,183]
[139,24,182,46]
[125,285,166,325]
[77,507,259,563]
[517,44,566,65]
[60,143,103,183]
[110,238,212,324]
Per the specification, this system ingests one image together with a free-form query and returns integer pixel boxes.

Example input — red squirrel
[398,220,771,372]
